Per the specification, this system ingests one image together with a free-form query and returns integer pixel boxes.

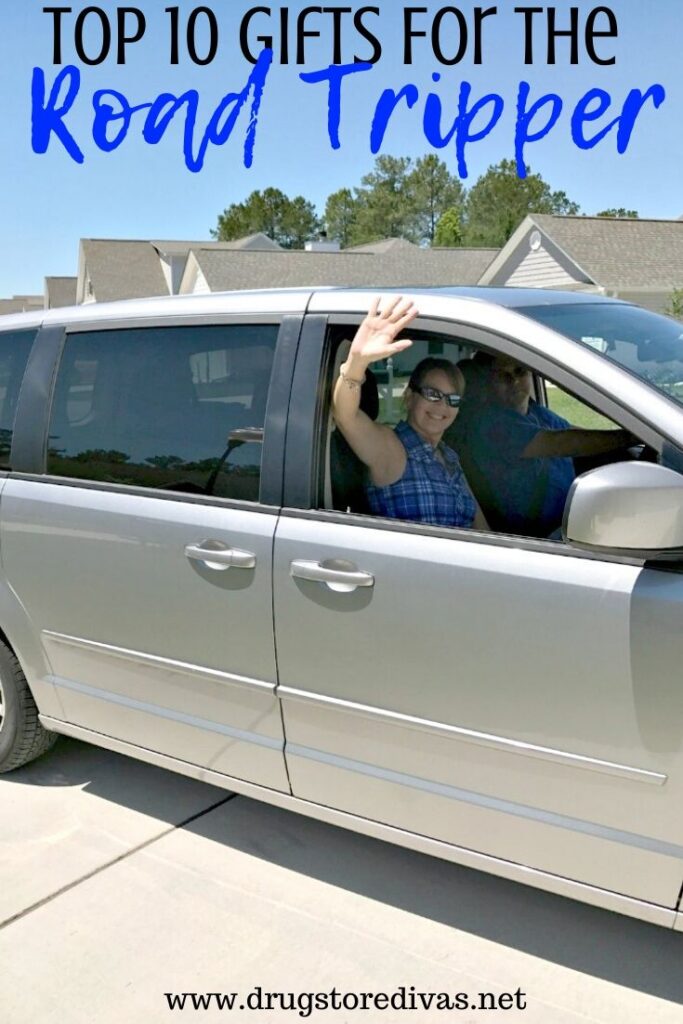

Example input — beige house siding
[179,253,211,295]
[193,265,210,295]
[506,248,581,289]
[480,216,683,317]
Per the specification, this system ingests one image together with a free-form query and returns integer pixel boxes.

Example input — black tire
[0,640,57,773]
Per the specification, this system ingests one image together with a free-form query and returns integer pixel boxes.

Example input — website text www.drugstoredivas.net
[164,983,528,1014]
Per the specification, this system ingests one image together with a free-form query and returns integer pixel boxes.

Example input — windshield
[518,303,683,407]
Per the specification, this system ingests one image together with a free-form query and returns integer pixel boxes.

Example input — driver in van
[332,297,487,530]
[448,353,635,538]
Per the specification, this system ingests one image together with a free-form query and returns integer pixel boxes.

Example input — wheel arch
[0,577,63,720]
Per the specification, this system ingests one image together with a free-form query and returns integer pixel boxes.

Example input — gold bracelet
[339,364,366,390]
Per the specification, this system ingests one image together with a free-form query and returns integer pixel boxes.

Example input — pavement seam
[0,792,238,931]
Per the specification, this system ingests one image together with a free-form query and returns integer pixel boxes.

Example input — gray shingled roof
[189,246,498,292]
[220,232,282,251]
[81,240,170,302]
[345,238,420,254]
[0,295,43,315]
[531,215,683,289]
[81,235,285,302]
[79,235,498,303]
[152,233,282,253]
[45,276,77,308]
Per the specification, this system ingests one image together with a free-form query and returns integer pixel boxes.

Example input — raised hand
[348,296,418,366]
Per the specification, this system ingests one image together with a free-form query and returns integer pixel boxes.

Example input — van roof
[0,286,623,332]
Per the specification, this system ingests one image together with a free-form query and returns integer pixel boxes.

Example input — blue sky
[1,0,681,294]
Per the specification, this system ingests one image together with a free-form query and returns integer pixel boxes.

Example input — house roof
[78,235,498,304]
[79,234,285,302]
[185,246,499,292]
[0,295,43,315]
[529,215,683,290]
[218,232,283,251]
[151,233,282,255]
[45,276,77,308]
[344,238,420,254]
[80,240,170,302]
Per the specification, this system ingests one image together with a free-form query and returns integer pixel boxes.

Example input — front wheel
[0,640,57,773]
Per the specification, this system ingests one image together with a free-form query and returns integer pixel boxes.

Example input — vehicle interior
[322,326,647,541]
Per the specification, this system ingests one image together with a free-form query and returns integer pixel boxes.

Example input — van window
[325,326,637,540]
[0,329,37,468]
[46,324,278,501]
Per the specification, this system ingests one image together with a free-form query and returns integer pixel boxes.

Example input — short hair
[407,357,462,393]
[457,356,492,403]
[472,350,496,368]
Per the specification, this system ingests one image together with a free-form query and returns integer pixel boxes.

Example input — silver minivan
[1,286,683,930]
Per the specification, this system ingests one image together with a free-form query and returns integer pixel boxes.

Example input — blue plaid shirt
[366,421,476,528]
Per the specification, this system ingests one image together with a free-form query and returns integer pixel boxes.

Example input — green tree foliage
[73,449,129,464]
[334,155,464,246]
[433,207,463,247]
[281,195,322,248]
[595,208,639,218]
[145,455,186,469]
[213,188,319,248]
[324,188,360,248]
[213,157,583,252]
[409,155,465,244]
[462,160,580,247]
[349,156,419,244]
[665,288,683,320]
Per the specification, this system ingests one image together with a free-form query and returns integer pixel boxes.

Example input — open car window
[324,324,642,544]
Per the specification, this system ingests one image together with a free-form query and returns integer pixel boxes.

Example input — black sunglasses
[413,385,462,408]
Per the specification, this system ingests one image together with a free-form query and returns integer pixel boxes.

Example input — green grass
[546,386,616,429]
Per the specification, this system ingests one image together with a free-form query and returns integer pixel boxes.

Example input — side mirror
[564,462,683,559]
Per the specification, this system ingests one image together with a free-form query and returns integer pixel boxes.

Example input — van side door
[3,313,301,790]
[273,310,683,920]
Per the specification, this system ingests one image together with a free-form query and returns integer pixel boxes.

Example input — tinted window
[47,324,278,501]
[519,303,683,407]
[0,329,37,467]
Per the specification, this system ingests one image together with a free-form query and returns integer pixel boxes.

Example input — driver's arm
[523,427,635,459]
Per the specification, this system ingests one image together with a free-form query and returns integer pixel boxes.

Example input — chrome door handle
[185,542,256,571]
[290,559,374,592]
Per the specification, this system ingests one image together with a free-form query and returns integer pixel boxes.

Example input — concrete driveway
[1,737,682,1023]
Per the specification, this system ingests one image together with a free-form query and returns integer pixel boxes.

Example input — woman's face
[406,368,462,445]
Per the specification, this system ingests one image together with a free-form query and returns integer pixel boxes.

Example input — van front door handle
[185,542,256,571]
[290,559,374,592]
